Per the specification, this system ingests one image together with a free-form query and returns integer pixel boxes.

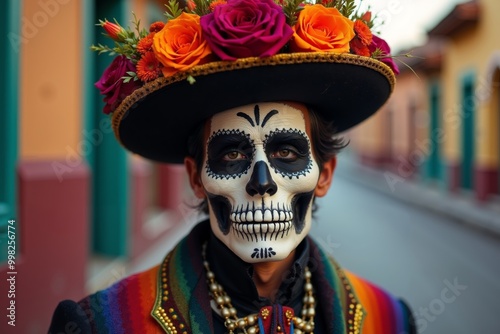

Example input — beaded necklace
[202,243,316,334]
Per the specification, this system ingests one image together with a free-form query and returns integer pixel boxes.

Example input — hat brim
[112,52,395,163]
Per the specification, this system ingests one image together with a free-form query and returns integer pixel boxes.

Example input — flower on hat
[137,33,155,54]
[91,0,400,114]
[137,51,162,82]
[290,5,355,53]
[153,12,213,77]
[200,0,293,60]
[369,35,400,75]
[99,19,127,42]
[95,55,141,114]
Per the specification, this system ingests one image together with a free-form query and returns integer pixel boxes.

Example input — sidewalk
[335,153,500,237]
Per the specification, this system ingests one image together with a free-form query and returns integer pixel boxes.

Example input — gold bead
[307,308,315,317]
[304,270,311,279]
[226,322,236,330]
[222,308,230,317]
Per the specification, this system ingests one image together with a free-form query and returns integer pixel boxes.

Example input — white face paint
[201,102,320,263]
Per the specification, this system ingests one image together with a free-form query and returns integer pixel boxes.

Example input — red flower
[209,0,227,11]
[350,37,370,57]
[100,20,126,42]
[354,20,372,46]
[361,11,372,22]
[95,56,141,114]
[149,21,165,33]
[136,52,162,82]
[137,33,155,54]
[187,0,196,11]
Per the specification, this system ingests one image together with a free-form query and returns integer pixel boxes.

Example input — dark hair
[186,107,348,213]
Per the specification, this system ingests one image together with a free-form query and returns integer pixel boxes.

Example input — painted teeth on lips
[230,209,293,223]
[233,221,293,234]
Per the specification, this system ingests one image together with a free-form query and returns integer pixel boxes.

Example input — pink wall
[0,160,89,333]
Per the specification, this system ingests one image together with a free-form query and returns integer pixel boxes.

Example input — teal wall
[460,71,476,190]
[425,81,443,184]
[0,0,20,261]
[86,0,131,257]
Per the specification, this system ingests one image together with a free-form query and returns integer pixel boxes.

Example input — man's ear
[314,157,337,197]
[184,157,206,199]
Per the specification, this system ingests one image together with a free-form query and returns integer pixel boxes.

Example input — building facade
[350,0,500,202]
[0,1,191,332]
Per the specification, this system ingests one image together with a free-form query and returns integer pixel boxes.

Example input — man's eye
[271,148,297,160]
[223,151,247,161]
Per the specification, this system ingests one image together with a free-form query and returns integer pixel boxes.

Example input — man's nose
[246,161,278,196]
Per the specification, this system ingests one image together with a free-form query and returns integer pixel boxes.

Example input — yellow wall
[20,0,82,158]
[441,0,500,167]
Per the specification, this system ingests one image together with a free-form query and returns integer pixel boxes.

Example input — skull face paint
[202,102,320,263]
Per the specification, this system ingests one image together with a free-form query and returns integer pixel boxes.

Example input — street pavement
[310,168,500,334]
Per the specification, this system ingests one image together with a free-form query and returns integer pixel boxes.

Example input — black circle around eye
[206,130,254,178]
[265,129,312,177]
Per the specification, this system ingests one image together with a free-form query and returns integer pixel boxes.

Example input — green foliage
[281,0,305,26]
[164,0,184,20]
[334,0,357,18]
[91,12,147,63]
[191,0,212,16]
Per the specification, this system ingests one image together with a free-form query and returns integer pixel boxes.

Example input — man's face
[201,102,321,263]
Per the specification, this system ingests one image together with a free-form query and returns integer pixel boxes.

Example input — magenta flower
[200,0,293,61]
[95,56,141,114]
[369,35,400,75]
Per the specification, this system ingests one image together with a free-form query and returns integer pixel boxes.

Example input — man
[50,1,414,333]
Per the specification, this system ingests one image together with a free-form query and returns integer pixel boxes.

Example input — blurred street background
[313,154,500,334]
[0,0,499,333]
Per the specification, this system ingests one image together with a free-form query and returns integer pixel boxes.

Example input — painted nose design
[246,161,278,196]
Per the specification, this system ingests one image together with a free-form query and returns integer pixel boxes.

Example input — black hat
[95,1,397,163]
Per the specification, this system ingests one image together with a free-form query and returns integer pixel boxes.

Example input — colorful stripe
[77,265,163,333]
[345,271,412,334]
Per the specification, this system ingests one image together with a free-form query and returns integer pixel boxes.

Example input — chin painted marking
[251,247,277,259]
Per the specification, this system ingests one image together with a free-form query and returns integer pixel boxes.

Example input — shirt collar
[206,231,310,315]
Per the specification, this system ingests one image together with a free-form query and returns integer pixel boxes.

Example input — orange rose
[153,13,213,77]
[290,4,355,53]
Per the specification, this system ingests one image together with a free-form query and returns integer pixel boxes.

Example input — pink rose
[369,35,400,75]
[200,0,293,61]
[95,56,141,114]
